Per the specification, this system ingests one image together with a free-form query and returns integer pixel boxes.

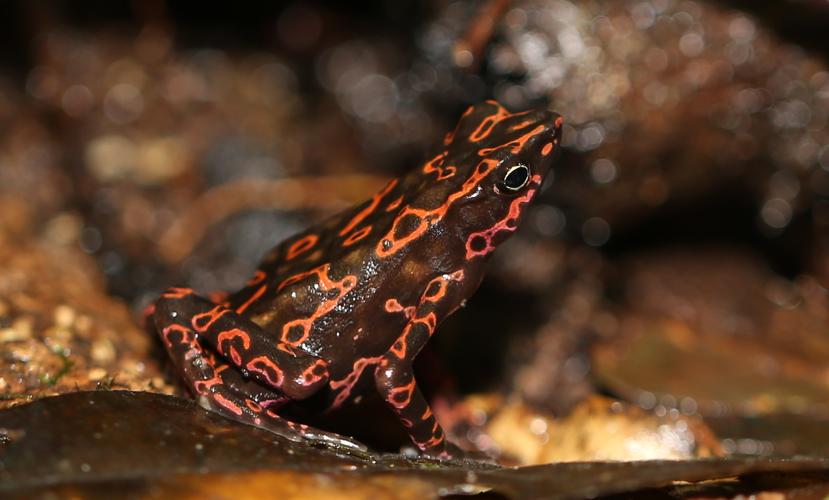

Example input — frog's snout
[540,109,563,140]
[533,110,563,161]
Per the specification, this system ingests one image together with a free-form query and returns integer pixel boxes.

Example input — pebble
[91,339,116,364]
[53,305,76,329]
[87,367,108,381]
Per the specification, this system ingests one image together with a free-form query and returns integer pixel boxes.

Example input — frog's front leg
[374,272,469,459]
[152,288,367,453]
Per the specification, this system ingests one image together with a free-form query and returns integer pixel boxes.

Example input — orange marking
[192,305,230,333]
[286,234,318,261]
[417,433,445,450]
[509,119,534,131]
[377,158,500,258]
[390,338,407,358]
[389,378,416,409]
[443,105,475,145]
[541,142,553,156]
[469,105,509,142]
[246,270,266,286]
[301,359,328,385]
[339,179,398,237]
[385,195,403,212]
[276,264,357,347]
[193,376,222,394]
[236,284,266,314]
[422,151,456,180]
[421,271,464,303]
[216,328,251,365]
[469,103,532,142]
[388,310,439,361]
[384,298,404,313]
[417,312,438,336]
[162,287,194,299]
[342,225,372,247]
[142,302,156,320]
[385,298,415,318]
[477,124,545,156]
[465,175,541,259]
[216,328,251,349]
[247,355,285,388]
[330,356,383,408]
[212,393,244,416]
[160,324,193,349]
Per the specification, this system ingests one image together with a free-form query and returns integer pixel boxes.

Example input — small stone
[0,327,27,342]
[88,368,108,381]
[0,318,33,342]
[54,305,76,329]
[91,339,116,364]
[46,326,73,343]
[42,213,83,246]
[85,134,138,181]
[74,315,93,334]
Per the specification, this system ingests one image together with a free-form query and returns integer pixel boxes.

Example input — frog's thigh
[153,288,328,400]
[153,305,286,423]
[153,289,369,454]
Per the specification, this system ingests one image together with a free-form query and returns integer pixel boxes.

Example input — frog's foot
[258,408,371,456]
[411,440,465,461]
[415,442,498,465]
[195,365,369,456]
[374,355,467,461]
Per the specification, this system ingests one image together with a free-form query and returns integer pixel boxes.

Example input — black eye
[498,163,530,193]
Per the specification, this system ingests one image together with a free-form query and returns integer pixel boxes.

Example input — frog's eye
[497,163,531,193]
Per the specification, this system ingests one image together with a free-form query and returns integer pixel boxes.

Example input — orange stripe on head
[477,125,545,156]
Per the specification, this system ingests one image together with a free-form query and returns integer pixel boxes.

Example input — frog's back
[224,100,562,370]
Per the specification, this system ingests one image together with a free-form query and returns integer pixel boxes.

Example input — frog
[149,100,563,459]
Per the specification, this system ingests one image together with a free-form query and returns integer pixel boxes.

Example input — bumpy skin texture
[150,100,563,459]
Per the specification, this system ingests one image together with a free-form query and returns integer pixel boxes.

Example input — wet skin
[149,100,563,459]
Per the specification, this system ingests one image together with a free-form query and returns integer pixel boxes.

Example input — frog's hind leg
[152,288,368,454]
[154,288,328,400]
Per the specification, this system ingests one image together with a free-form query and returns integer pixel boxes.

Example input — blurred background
[0,0,828,464]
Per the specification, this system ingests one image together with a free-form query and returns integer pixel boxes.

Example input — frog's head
[376,101,561,260]
[439,100,563,260]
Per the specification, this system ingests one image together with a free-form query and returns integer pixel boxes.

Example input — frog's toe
[417,441,470,462]
[300,427,371,455]
[257,409,372,457]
